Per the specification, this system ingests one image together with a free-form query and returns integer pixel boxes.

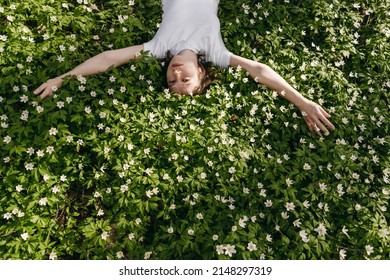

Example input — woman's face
[166,56,203,95]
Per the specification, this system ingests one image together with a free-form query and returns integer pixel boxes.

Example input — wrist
[293,96,309,111]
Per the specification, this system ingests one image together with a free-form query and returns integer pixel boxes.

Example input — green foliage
[0,0,389,260]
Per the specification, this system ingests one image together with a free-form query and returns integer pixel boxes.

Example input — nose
[173,69,181,78]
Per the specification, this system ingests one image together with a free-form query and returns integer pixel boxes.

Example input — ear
[198,64,206,78]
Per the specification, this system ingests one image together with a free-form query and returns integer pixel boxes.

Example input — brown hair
[162,50,216,95]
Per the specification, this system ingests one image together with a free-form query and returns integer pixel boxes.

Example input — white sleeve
[143,38,166,60]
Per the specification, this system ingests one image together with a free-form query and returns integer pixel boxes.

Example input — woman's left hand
[297,99,335,137]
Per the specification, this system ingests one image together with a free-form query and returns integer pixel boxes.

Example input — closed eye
[169,78,190,86]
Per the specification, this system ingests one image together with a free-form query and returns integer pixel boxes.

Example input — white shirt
[144,0,232,68]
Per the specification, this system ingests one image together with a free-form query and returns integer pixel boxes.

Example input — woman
[34,0,335,137]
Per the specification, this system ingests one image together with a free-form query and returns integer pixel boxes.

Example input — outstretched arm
[230,54,335,137]
[34,44,144,99]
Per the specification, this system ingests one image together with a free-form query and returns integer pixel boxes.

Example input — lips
[172,63,183,67]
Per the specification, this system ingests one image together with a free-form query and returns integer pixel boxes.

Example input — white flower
[60,175,67,182]
[285,178,293,187]
[339,249,347,260]
[177,175,183,183]
[49,127,58,136]
[27,147,35,156]
[52,186,60,194]
[265,200,273,207]
[239,218,247,228]
[144,251,152,260]
[146,190,153,198]
[25,163,35,171]
[212,235,219,241]
[3,213,12,220]
[3,136,11,144]
[135,218,142,225]
[314,223,327,237]
[94,191,101,198]
[83,107,93,115]
[342,226,349,236]
[21,232,29,241]
[20,95,29,103]
[97,209,104,216]
[15,185,23,192]
[281,212,289,219]
[293,219,302,227]
[319,183,327,191]
[266,234,273,242]
[167,227,174,234]
[128,233,135,240]
[188,229,195,236]
[120,185,128,193]
[36,150,44,157]
[216,245,225,255]
[39,197,48,206]
[115,251,124,259]
[224,244,236,257]
[303,163,312,170]
[101,231,109,240]
[355,204,362,211]
[46,146,54,154]
[299,230,309,243]
[285,202,295,211]
[196,213,203,220]
[144,168,153,176]
[365,245,374,256]
[303,200,311,208]
[247,241,257,252]
[49,251,57,260]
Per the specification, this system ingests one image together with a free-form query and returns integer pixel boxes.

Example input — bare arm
[34,44,144,99]
[230,54,335,137]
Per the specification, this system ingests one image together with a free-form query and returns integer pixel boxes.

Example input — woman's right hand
[33,77,63,99]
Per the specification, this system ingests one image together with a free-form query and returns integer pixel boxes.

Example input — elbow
[255,62,272,75]
[100,50,117,70]
[251,62,272,81]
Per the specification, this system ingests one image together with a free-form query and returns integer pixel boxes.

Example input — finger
[319,107,331,118]
[34,83,47,95]
[313,124,323,138]
[40,88,52,100]
[315,119,329,136]
[306,120,314,132]
[318,112,336,131]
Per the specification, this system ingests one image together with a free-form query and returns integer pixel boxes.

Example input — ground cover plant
[0,0,389,260]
